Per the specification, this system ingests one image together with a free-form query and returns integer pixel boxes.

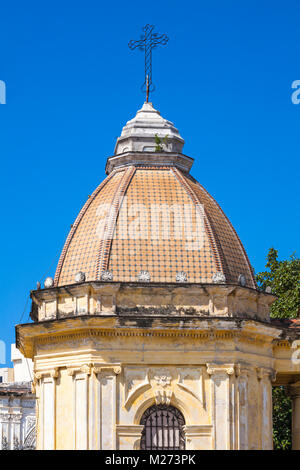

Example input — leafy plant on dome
[154,134,169,152]
[256,248,300,450]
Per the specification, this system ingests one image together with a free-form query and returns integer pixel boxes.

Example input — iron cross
[128,25,169,102]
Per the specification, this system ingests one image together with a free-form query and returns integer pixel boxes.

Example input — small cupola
[114,102,185,155]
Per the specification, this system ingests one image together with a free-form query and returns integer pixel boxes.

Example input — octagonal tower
[16,103,300,450]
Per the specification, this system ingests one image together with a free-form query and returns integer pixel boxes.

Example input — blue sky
[0,0,299,365]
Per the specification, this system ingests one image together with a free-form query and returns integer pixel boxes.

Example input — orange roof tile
[54,166,256,288]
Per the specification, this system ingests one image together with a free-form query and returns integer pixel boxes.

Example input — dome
[54,103,256,288]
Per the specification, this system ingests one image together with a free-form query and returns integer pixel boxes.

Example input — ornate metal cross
[128,25,169,102]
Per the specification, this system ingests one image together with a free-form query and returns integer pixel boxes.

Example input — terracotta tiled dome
[54,103,256,288]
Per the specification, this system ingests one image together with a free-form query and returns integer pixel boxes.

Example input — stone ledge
[30,282,275,323]
[105,152,194,174]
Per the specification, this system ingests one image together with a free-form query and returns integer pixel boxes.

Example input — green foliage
[272,387,292,450]
[256,248,300,319]
[256,248,300,450]
[154,134,169,152]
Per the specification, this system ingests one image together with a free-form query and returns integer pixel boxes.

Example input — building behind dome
[16,102,300,450]
[0,345,36,450]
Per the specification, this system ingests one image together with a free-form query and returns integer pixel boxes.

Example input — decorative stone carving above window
[150,369,173,405]
[153,371,172,388]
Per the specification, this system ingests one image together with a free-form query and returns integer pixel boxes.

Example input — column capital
[34,368,59,380]
[206,363,235,376]
[256,367,276,382]
[93,364,121,375]
[235,364,256,377]
[0,412,11,423]
[11,413,22,424]
[67,364,92,377]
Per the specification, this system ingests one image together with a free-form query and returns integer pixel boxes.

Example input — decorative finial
[238,274,246,287]
[44,277,54,288]
[212,272,226,284]
[176,271,187,283]
[137,270,151,282]
[128,25,169,102]
[100,271,113,282]
[75,271,86,283]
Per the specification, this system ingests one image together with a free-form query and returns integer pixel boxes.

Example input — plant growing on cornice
[155,134,169,152]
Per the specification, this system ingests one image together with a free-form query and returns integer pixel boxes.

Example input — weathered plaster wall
[29,323,277,450]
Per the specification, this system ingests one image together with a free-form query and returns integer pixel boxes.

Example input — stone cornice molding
[17,315,285,360]
[116,425,144,438]
[21,321,280,342]
[105,153,192,175]
[205,363,275,379]
[183,425,213,437]
[34,329,241,343]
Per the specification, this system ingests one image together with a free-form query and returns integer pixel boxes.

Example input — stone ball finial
[265,286,272,294]
[137,271,151,282]
[74,271,86,283]
[176,271,187,282]
[100,271,113,281]
[212,272,226,284]
[238,274,246,287]
[44,277,54,288]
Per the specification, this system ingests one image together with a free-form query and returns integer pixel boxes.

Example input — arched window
[140,404,185,450]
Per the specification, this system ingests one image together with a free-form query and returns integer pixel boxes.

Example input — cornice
[105,152,193,175]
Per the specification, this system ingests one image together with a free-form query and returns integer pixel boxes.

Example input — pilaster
[94,365,121,449]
